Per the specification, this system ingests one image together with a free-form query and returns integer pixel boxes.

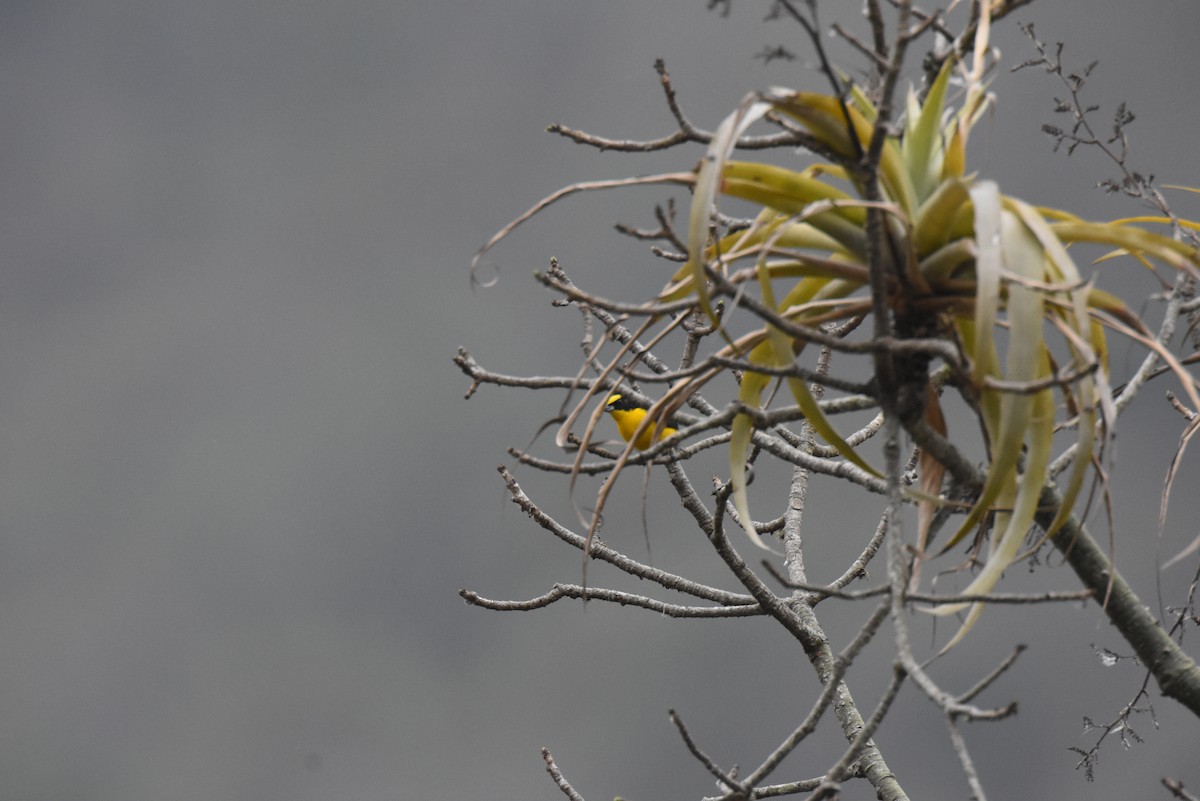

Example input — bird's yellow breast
[605,394,676,450]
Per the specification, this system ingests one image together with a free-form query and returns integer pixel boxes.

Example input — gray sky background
[2,2,1200,799]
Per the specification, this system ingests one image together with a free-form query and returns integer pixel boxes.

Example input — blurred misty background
[1,2,1199,799]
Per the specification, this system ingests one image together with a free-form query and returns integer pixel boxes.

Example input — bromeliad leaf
[941,186,1043,554]
[686,96,772,325]
[903,59,955,203]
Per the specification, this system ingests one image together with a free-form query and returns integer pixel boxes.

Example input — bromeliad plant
[636,55,1199,644]
[470,26,1200,650]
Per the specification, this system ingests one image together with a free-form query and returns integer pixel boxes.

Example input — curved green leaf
[904,59,955,202]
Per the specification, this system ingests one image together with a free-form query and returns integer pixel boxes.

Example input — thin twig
[546,59,828,155]
[461,584,765,618]
[957,645,1027,704]
[763,573,1094,607]
[542,748,587,801]
[945,714,989,801]
[669,709,744,793]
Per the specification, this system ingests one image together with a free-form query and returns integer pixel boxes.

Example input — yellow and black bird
[604,393,677,451]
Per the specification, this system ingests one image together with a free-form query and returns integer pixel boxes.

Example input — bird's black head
[605,393,639,412]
